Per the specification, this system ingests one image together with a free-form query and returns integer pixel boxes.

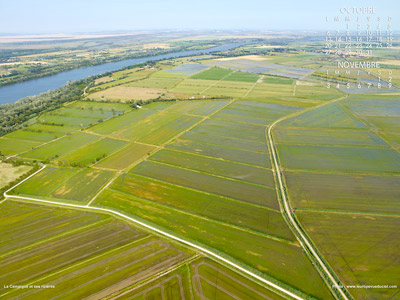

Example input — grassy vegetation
[95,142,156,170]
[181,130,269,152]
[163,100,229,116]
[111,173,292,240]
[190,67,232,80]
[112,264,193,299]
[50,169,114,202]
[191,118,267,142]
[130,160,278,208]
[57,137,128,166]
[118,112,201,145]
[213,100,302,125]
[149,149,274,186]
[167,139,271,168]
[280,103,365,129]
[263,76,294,84]
[88,109,158,135]
[0,163,32,189]
[7,49,398,300]
[274,127,389,147]
[286,171,400,214]
[94,190,334,300]
[9,167,77,197]
[298,211,400,300]
[277,144,400,173]
[222,71,260,82]
[191,258,288,300]
[21,132,100,161]
[0,201,194,300]
[0,137,42,156]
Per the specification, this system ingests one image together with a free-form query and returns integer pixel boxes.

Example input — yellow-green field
[3,49,400,300]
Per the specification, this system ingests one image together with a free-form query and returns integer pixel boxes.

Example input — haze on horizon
[0,0,399,34]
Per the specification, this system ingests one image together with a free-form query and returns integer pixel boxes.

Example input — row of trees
[0,78,93,136]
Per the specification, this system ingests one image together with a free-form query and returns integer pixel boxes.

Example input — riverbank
[0,42,247,105]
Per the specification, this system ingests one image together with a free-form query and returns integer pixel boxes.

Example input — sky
[0,0,399,34]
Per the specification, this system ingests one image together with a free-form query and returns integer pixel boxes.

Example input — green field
[181,130,269,152]
[9,167,115,203]
[21,132,100,161]
[277,144,400,173]
[89,107,202,146]
[57,137,128,166]
[94,190,334,300]
[111,173,293,240]
[167,139,271,168]
[274,127,389,147]
[280,103,365,129]
[36,104,122,128]
[4,47,399,300]
[191,117,268,141]
[149,149,274,186]
[88,109,157,135]
[111,264,193,299]
[298,211,400,300]
[0,137,42,156]
[190,67,232,80]
[191,258,288,300]
[9,167,77,197]
[95,142,156,170]
[0,201,194,300]
[50,169,114,202]
[213,100,302,125]
[5,129,63,143]
[286,171,400,214]
[130,160,278,208]
[119,112,202,145]
[263,76,294,84]
[162,100,229,116]
[222,71,260,82]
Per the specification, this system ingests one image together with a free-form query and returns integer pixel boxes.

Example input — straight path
[267,95,352,300]
[3,167,305,300]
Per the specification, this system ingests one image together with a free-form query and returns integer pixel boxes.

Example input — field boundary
[267,95,353,300]
[4,166,306,300]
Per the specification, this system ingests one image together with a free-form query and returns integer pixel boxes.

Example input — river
[0,43,244,105]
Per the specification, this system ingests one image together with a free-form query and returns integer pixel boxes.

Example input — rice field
[167,139,271,168]
[285,171,400,214]
[56,137,128,166]
[95,142,156,170]
[273,128,389,147]
[277,144,400,173]
[149,149,274,186]
[0,201,193,300]
[280,103,365,129]
[298,211,400,300]
[21,132,100,161]
[190,67,233,80]
[166,63,208,76]
[94,190,334,300]
[130,160,278,208]
[6,51,397,300]
[111,173,292,240]
[0,138,42,156]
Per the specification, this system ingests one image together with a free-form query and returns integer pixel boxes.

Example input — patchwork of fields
[3,52,399,300]
[3,91,340,298]
[276,94,400,300]
[1,201,289,299]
